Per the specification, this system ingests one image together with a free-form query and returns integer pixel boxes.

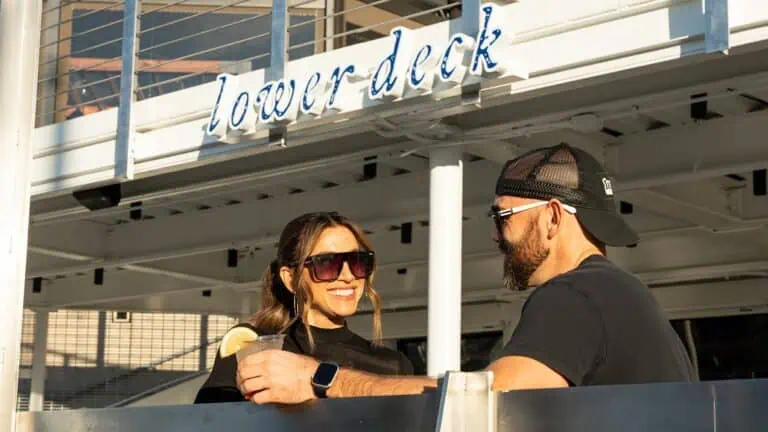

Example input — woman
[194,211,413,403]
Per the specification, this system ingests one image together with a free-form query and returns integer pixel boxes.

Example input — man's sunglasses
[488,201,577,235]
[302,251,375,282]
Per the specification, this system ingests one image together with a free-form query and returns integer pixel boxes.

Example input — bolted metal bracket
[705,0,730,54]
[435,371,497,432]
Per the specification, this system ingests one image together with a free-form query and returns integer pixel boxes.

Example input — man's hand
[236,349,319,405]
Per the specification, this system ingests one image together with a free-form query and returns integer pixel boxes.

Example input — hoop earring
[293,295,298,318]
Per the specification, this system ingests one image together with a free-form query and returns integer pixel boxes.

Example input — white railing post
[115,0,141,180]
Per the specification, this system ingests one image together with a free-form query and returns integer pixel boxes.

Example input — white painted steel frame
[0,0,43,430]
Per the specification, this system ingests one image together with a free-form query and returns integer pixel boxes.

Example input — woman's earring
[293,295,298,317]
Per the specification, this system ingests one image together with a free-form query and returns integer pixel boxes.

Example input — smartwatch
[311,361,339,398]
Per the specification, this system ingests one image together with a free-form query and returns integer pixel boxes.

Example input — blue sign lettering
[370,28,411,100]
[229,91,250,129]
[410,44,433,89]
[273,79,298,122]
[206,2,525,142]
[471,4,503,76]
[207,74,238,137]
[439,34,473,85]
[327,65,355,111]
[302,72,322,115]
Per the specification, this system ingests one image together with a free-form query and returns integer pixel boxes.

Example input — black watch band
[311,361,339,399]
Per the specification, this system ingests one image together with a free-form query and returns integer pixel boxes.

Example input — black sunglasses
[302,251,375,282]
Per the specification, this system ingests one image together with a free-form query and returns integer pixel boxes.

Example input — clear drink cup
[235,334,286,363]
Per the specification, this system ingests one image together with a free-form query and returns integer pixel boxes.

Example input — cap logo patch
[602,178,614,196]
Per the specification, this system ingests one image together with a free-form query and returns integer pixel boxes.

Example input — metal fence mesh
[16,308,238,411]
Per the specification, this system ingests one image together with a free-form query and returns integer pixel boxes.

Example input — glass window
[46,2,322,123]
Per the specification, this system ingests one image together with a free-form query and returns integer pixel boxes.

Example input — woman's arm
[194,351,243,404]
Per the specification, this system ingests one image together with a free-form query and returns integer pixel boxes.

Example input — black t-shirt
[194,321,413,403]
[500,255,696,386]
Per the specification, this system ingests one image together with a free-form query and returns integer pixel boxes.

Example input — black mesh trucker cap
[495,143,639,247]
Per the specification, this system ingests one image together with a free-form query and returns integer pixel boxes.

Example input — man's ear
[546,199,564,239]
[279,266,295,294]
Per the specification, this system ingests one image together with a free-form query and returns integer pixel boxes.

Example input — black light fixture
[94,268,104,285]
[690,93,708,120]
[620,201,634,215]
[397,268,408,275]
[400,222,412,244]
[73,183,122,211]
[227,248,238,268]
[130,202,142,220]
[202,289,212,297]
[32,277,42,293]
[753,169,767,196]
[363,156,377,180]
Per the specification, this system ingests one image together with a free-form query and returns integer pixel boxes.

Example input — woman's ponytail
[249,259,296,333]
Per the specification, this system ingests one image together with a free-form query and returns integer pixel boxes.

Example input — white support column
[427,146,463,377]
[239,292,255,323]
[29,311,49,412]
[0,0,43,430]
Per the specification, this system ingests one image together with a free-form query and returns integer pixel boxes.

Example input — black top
[194,321,413,403]
[500,255,696,386]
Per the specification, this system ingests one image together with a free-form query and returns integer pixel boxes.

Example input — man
[236,143,697,405]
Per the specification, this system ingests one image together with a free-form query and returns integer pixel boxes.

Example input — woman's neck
[307,310,345,329]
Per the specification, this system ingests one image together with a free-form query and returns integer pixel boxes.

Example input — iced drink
[235,334,286,362]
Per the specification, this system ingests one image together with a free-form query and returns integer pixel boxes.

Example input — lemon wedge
[219,325,260,358]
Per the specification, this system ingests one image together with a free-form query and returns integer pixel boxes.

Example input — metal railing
[35,0,470,127]
[16,373,768,432]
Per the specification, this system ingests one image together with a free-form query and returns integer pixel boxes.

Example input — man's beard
[499,221,550,291]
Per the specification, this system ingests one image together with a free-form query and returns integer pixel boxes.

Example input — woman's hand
[236,349,319,405]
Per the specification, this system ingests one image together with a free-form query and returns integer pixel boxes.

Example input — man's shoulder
[551,255,644,294]
[524,255,648,316]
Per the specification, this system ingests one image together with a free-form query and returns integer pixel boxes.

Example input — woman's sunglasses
[303,251,375,282]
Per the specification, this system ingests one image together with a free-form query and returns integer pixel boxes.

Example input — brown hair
[249,211,383,350]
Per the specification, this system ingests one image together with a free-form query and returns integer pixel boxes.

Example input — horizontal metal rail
[286,0,391,32]
[139,0,255,36]
[40,0,124,33]
[289,2,459,52]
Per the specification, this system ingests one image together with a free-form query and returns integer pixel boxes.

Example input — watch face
[313,362,339,387]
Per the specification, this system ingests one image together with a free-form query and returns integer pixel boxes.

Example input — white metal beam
[27,246,243,287]
[619,182,742,229]
[612,111,768,190]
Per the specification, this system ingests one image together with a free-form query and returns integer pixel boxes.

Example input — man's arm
[487,355,568,391]
[237,350,436,405]
[328,368,437,398]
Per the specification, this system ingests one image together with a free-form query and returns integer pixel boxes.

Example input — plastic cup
[235,334,286,363]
